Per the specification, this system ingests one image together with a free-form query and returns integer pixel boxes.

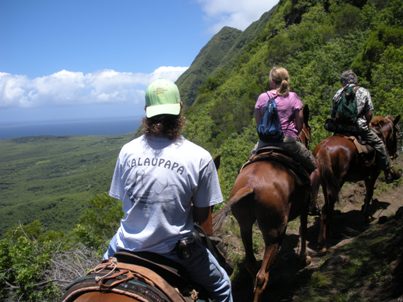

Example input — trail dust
[217,156,403,302]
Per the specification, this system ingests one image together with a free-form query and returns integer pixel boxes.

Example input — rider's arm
[360,87,374,124]
[193,206,213,236]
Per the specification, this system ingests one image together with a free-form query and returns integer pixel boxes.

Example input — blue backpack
[256,94,284,142]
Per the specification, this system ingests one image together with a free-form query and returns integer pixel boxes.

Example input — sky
[0,0,278,123]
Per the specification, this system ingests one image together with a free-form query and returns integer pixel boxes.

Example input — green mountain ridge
[0,1,402,300]
[176,26,242,106]
[1,0,401,235]
[181,0,402,195]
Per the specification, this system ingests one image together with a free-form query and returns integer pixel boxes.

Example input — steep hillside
[217,155,403,301]
[176,26,241,106]
[1,0,400,239]
[0,0,402,301]
[180,0,402,198]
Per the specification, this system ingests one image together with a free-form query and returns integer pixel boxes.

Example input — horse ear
[213,155,221,170]
[393,115,401,125]
[303,105,310,125]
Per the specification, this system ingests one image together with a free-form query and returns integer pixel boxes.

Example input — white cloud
[0,67,188,108]
[197,0,278,33]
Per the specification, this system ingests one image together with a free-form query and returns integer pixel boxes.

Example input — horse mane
[371,115,387,127]
[370,115,396,139]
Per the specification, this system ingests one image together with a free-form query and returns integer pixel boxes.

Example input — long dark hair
[142,113,185,140]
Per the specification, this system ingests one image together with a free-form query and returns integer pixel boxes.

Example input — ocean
[0,117,142,140]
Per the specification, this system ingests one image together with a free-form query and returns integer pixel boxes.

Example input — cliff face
[176,26,241,106]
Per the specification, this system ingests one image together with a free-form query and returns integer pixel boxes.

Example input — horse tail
[213,186,254,233]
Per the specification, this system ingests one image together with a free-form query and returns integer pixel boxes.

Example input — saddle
[244,146,311,186]
[335,134,376,167]
[114,248,218,301]
[62,256,187,302]
[62,225,231,302]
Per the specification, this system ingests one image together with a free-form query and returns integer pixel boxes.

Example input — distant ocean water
[0,117,142,139]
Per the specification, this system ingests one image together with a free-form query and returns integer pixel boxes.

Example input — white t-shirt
[109,134,223,254]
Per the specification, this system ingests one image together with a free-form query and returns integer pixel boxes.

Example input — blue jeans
[161,240,233,302]
[104,236,233,302]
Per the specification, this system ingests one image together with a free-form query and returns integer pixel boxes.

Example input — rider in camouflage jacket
[332,70,400,183]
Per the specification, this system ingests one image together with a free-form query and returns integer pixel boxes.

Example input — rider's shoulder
[355,86,371,98]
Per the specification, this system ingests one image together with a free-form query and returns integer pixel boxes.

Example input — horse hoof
[299,255,311,266]
[319,247,328,255]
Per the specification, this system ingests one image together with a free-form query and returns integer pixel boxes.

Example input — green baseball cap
[145,79,181,118]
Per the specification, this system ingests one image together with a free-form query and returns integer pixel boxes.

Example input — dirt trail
[223,156,403,301]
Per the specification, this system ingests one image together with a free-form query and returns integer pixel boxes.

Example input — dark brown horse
[314,115,401,249]
[213,106,312,302]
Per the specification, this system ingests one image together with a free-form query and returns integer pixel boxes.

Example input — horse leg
[299,198,309,264]
[253,243,280,302]
[238,220,258,276]
[362,172,379,220]
[318,183,328,248]
[233,199,258,276]
[309,168,321,215]
[318,183,337,251]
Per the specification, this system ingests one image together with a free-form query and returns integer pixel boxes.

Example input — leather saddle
[245,146,311,186]
[335,134,376,167]
[114,250,190,289]
[62,255,189,302]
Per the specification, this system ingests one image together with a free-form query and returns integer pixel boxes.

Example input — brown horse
[213,106,312,302]
[299,105,312,148]
[314,115,401,249]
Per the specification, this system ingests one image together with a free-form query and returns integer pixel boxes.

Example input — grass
[0,135,132,235]
[294,214,403,301]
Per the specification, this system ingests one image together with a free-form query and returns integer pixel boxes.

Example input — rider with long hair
[254,66,317,174]
[104,79,233,302]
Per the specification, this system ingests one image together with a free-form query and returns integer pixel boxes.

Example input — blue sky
[0,0,277,123]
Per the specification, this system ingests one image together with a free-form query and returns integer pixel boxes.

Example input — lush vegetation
[176,26,242,106]
[0,193,121,301]
[181,0,402,198]
[0,0,402,300]
[0,135,129,234]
